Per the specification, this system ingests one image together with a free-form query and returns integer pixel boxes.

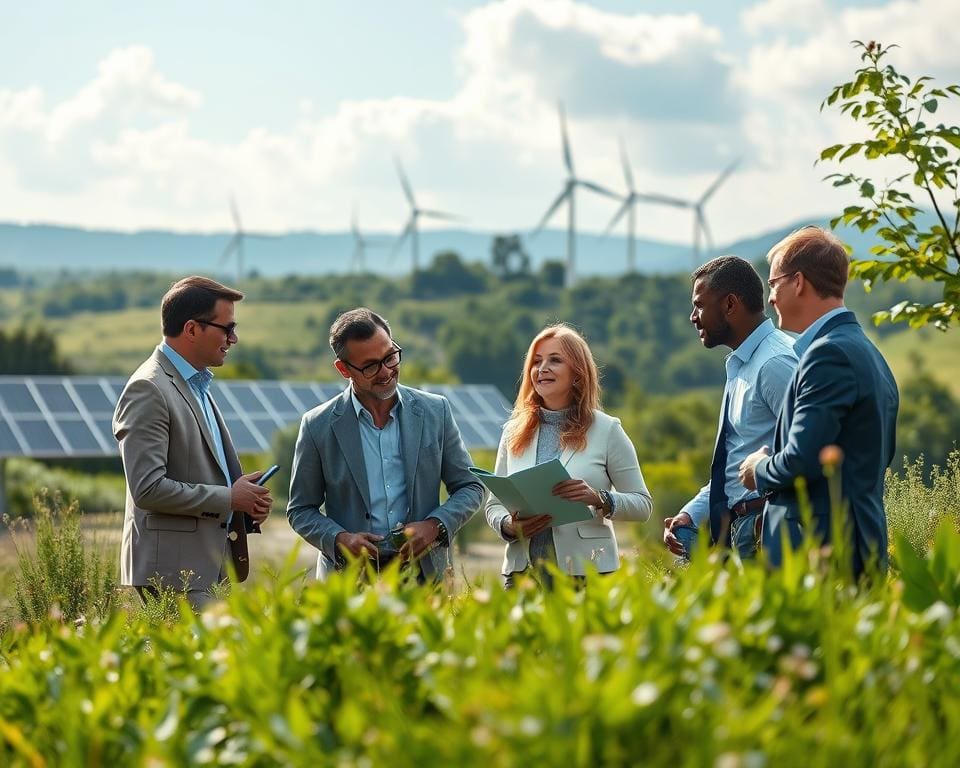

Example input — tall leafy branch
[820,40,960,330]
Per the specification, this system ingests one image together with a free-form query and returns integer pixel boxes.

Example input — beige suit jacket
[484,410,653,576]
[114,348,248,592]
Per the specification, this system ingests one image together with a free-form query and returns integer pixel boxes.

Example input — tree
[0,327,72,374]
[820,40,960,330]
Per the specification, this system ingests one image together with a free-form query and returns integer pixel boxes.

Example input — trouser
[675,510,761,561]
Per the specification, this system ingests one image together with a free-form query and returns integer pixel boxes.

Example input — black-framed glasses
[341,345,402,379]
[196,319,238,337]
[767,271,799,290]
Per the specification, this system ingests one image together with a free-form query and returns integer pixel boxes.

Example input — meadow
[1,452,959,767]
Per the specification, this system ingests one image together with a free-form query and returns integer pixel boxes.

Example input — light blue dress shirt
[683,319,798,528]
[351,388,409,536]
[792,306,849,359]
[158,342,231,486]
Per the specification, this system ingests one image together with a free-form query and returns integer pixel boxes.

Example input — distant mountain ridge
[0,218,901,277]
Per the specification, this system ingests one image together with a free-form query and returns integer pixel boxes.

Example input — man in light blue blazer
[287,308,483,581]
[739,226,899,578]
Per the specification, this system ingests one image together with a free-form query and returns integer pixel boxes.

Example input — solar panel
[0,376,511,458]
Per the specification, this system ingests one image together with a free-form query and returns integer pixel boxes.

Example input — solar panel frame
[0,376,510,458]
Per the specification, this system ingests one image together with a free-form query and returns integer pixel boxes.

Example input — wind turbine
[392,159,459,271]
[532,103,619,289]
[350,207,384,273]
[220,195,267,284]
[603,138,688,272]
[688,159,740,268]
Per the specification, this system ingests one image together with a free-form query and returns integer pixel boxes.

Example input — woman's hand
[552,478,603,508]
[502,511,553,540]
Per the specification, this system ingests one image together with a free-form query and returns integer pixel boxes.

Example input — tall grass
[885,448,960,557]
[8,490,117,624]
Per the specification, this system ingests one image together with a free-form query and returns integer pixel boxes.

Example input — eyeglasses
[196,319,238,337]
[767,271,799,290]
[341,345,402,379]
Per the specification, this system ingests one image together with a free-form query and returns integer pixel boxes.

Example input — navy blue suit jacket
[756,311,899,576]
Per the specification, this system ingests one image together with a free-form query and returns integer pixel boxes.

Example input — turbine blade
[419,209,461,221]
[578,179,620,201]
[699,208,714,250]
[602,200,632,237]
[390,216,415,260]
[229,195,242,232]
[636,192,690,208]
[559,103,574,176]
[532,188,570,236]
[394,157,416,207]
[220,234,240,263]
[619,137,635,192]
[700,158,740,204]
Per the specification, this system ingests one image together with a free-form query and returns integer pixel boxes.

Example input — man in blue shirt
[664,256,796,559]
[739,226,899,578]
[287,308,483,581]
[115,276,273,609]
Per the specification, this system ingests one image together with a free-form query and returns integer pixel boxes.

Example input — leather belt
[729,496,768,518]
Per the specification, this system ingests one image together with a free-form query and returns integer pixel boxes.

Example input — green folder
[470,458,593,528]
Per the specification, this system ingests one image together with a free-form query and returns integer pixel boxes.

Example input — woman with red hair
[484,324,653,586]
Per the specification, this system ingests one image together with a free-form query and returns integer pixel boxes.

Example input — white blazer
[484,410,653,576]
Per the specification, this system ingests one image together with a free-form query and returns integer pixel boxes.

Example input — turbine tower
[603,138,688,272]
[392,158,459,271]
[220,195,267,284]
[532,103,619,289]
[350,207,383,273]
[688,159,740,268]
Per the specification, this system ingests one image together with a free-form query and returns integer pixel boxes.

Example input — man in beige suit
[114,276,272,609]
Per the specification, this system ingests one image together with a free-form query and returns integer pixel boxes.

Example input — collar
[159,340,210,384]
[350,385,403,421]
[793,306,848,358]
[730,318,776,364]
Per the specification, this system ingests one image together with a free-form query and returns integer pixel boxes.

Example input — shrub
[886,449,960,558]
[6,458,125,520]
[9,490,117,624]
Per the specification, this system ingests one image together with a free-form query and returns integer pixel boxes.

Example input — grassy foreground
[2,532,960,767]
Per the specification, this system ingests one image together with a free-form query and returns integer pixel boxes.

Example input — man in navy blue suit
[738,226,899,578]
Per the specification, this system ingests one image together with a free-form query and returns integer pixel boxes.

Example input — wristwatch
[434,519,450,547]
[598,490,614,519]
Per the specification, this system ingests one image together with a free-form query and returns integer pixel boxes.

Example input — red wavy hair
[505,324,600,456]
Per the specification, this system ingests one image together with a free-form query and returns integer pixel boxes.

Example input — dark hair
[162,276,244,337]
[767,226,848,299]
[329,307,392,359]
[691,255,764,313]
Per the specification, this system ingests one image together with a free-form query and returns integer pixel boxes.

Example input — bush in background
[5,458,125,519]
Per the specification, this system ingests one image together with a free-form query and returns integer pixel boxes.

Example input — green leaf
[896,534,941,612]
[924,98,938,113]
[860,180,875,198]
[820,144,845,161]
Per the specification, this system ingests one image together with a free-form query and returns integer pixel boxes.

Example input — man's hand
[400,519,440,560]
[335,531,383,559]
[501,511,553,541]
[231,471,273,522]
[662,512,693,555]
[739,446,770,492]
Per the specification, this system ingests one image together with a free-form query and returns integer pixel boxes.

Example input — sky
[1,0,959,246]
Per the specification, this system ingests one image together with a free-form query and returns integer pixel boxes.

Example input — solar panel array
[0,377,511,458]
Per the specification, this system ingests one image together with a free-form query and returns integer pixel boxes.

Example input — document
[470,458,594,528]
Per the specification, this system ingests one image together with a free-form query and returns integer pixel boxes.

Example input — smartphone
[256,464,280,486]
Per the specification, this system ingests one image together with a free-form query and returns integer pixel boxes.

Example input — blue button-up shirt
[683,319,797,528]
[158,342,231,485]
[792,306,848,359]
[350,388,409,536]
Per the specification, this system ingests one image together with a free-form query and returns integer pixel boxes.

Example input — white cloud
[741,0,829,36]
[0,0,956,246]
